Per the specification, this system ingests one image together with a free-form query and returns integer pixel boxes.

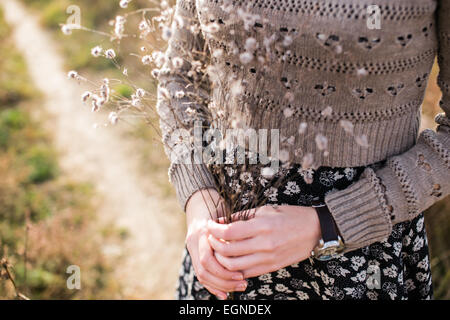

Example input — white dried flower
[153,51,165,68]
[175,91,185,99]
[245,37,258,52]
[160,1,169,9]
[114,16,126,39]
[315,134,328,151]
[91,100,100,112]
[321,106,333,117]
[61,24,72,35]
[261,167,275,178]
[185,107,196,116]
[139,20,149,31]
[298,122,308,134]
[162,26,172,41]
[119,0,130,9]
[136,88,145,98]
[283,107,294,118]
[284,91,295,103]
[100,84,110,102]
[283,35,293,46]
[239,51,253,64]
[131,96,141,107]
[105,49,116,59]
[67,70,78,79]
[108,112,119,125]
[174,14,184,29]
[357,68,368,76]
[230,80,244,97]
[213,49,224,58]
[151,69,160,78]
[172,57,184,69]
[355,134,369,148]
[205,23,220,33]
[190,60,202,73]
[190,24,200,35]
[81,91,91,103]
[263,33,277,51]
[231,118,245,129]
[142,55,152,65]
[302,153,314,170]
[91,46,103,57]
[339,119,354,134]
[159,87,170,100]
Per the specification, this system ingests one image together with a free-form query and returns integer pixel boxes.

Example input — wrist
[311,204,345,260]
[186,188,222,225]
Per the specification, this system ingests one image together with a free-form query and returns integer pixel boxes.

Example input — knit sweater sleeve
[325,1,450,253]
[156,0,217,211]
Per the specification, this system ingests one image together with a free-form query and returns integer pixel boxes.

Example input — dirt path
[1,0,185,299]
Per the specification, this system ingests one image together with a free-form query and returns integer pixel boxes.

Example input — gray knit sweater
[156,0,450,252]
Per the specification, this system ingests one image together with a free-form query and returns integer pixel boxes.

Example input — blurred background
[0,0,448,299]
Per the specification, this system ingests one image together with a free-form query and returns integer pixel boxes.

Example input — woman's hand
[185,188,248,299]
[206,205,321,279]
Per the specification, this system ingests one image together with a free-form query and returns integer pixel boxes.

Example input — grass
[20,0,176,198]
[422,62,450,300]
[0,6,124,300]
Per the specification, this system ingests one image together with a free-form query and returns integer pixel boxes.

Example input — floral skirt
[175,162,433,300]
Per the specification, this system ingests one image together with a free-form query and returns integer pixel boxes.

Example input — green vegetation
[423,63,450,300]
[20,0,175,198]
[0,6,122,299]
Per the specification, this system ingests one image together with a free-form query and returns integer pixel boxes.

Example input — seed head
[67,70,78,79]
[109,112,119,125]
[105,49,116,59]
[91,46,103,57]
[119,0,130,8]
[142,55,152,65]
[61,24,72,35]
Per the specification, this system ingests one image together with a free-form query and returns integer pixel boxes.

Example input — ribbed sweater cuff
[169,163,218,212]
[324,168,393,252]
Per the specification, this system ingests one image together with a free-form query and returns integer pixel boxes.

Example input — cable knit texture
[156,0,450,252]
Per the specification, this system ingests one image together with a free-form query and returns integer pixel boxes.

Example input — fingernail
[236,283,247,291]
[218,293,227,300]
[232,274,243,281]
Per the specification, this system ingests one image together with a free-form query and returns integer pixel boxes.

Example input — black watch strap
[315,205,339,242]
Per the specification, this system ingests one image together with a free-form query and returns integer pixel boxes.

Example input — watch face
[313,239,345,261]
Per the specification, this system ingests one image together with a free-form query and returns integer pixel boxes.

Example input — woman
[156,0,449,300]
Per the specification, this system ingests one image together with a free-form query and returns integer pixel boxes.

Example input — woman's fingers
[194,234,247,294]
[214,251,269,272]
[208,234,268,256]
[207,218,268,241]
[196,265,248,293]
[241,265,276,279]
[203,284,228,300]
[198,234,244,281]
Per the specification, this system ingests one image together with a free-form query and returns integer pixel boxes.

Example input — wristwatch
[311,203,345,261]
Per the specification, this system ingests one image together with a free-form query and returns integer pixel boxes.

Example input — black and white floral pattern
[176,163,433,300]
